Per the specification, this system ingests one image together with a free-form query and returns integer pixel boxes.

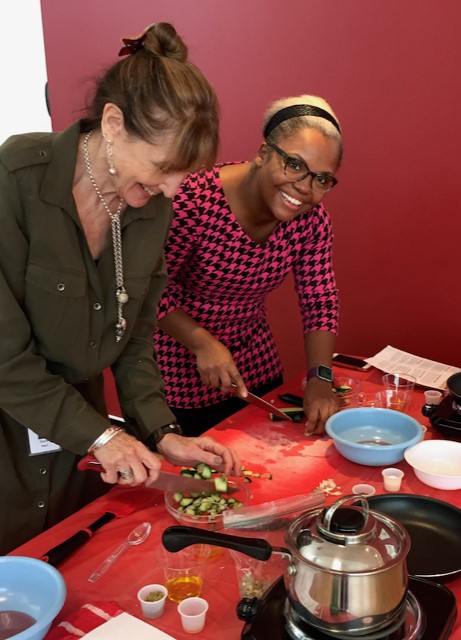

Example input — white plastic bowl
[404,440,461,490]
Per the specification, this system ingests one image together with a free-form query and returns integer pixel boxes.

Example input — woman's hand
[157,433,241,477]
[94,431,162,486]
[303,379,339,435]
[195,338,247,397]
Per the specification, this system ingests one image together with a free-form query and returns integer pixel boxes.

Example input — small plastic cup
[424,389,443,406]
[157,545,208,603]
[178,596,209,634]
[382,468,404,492]
[352,483,376,497]
[375,389,411,412]
[382,373,416,393]
[137,583,168,619]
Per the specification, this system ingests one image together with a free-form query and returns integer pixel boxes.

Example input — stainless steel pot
[162,495,411,635]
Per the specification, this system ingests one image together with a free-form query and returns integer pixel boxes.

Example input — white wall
[0,0,51,143]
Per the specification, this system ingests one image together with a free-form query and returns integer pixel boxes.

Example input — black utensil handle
[278,393,304,407]
[162,525,272,561]
[42,512,115,566]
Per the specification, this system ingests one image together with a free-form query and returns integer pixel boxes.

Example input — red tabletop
[10,368,461,639]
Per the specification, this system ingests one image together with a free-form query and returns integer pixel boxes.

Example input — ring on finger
[119,469,134,480]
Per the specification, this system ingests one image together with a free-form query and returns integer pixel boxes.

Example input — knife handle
[41,512,115,566]
[278,393,304,407]
[78,454,104,472]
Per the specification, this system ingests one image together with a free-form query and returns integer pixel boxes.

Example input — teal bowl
[0,556,66,640]
[325,407,424,466]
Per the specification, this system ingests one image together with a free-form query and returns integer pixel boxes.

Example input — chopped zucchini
[196,462,212,479]
[174,464,243,522]
[214,475,228,493]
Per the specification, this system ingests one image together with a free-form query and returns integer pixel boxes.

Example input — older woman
[155,95,342,436]
[0,22,240,554]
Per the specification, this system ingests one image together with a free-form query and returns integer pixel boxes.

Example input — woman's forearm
[304,330,336,369]
[158,309,216,354]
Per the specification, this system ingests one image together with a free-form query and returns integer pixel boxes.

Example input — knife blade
[78,455,238,494]
[231,384,293,421]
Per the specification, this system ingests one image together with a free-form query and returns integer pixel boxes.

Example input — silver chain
[82,130,128,342]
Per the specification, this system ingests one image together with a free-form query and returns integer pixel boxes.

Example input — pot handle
[162,525,273,561]
[322,494,369,532]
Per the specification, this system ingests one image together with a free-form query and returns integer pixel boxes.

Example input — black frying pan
[367,494,461,582]
[447,372,461,402]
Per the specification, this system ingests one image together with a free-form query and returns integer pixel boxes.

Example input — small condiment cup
[178,596,209,633]
[375,389,411,412]
[424,389,443,406]
[382,373,417,393]
[137,583,168,619]
[382,468,404,492]
[352,483,376,497]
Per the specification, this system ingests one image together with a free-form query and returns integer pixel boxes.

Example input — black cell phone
[332,353,372,371]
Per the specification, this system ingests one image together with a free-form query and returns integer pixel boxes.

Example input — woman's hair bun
[143,22,188,62]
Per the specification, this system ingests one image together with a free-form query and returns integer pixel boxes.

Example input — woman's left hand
[157,433,241,477]
[303,379,339,435]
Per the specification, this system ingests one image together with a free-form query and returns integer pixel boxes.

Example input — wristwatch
[146,422,183,451]
[307,365,333,383]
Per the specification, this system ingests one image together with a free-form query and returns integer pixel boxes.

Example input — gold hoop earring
[102,132,117,175]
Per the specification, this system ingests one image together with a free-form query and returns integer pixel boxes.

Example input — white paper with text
[365,345,461,390]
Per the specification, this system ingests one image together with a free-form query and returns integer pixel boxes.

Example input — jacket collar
[40,121,165,224]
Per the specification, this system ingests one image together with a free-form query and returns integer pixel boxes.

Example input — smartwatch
[147,422,183,451]
[307,365,333,383]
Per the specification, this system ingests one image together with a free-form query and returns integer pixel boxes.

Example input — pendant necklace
[82,130,128,342]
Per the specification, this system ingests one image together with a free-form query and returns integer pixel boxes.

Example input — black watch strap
[146,422,183,451]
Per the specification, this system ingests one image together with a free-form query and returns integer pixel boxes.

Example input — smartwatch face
[318,365,333,382]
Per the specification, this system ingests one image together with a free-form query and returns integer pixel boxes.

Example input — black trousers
[170,376,284,437]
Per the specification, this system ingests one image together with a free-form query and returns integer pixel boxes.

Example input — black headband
[263,104,341,139]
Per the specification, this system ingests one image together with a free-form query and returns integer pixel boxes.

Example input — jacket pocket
[25,263,89,348]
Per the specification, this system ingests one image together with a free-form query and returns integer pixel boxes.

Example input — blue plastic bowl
[0,556,66,640]
[325,407,424,466]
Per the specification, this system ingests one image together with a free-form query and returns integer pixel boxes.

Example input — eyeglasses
[267,142,338,193]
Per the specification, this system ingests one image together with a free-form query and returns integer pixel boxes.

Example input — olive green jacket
[0,122,176,551]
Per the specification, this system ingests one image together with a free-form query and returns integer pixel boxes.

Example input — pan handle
[162,525,273,561]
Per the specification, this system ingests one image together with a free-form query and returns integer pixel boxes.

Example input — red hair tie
[118,25,151,56]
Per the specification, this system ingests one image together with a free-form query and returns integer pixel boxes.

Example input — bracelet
[146,422,183,452]
[87,426,125,454]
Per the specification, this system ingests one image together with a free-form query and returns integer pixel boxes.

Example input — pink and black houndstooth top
[155,164,339,409]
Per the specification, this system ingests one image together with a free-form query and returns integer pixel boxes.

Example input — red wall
[41,0,461,387]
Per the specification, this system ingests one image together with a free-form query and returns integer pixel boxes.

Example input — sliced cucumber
[174,464,242,521]
[196,462,212,479]
[214,475,228,493]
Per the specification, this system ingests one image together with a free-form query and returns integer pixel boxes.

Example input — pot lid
[288,495,410,572]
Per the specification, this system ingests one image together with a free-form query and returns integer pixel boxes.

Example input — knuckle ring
[119,469,134,480]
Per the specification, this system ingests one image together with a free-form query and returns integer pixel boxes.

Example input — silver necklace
[82,130,128,342]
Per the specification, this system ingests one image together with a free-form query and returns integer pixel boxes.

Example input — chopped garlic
[314,478,343,496]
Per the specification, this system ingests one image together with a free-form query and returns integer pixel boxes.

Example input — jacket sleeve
[110,251,177,441]
[292,204,339,335]
[0,162,110,455]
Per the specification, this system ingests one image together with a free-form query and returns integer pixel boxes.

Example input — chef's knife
[231,383,293,421]
[78,455,238,494]
[41,512,117,566]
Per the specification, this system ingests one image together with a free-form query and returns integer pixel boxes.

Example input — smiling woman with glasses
[266,141,338,193]
[154,94,343,439]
